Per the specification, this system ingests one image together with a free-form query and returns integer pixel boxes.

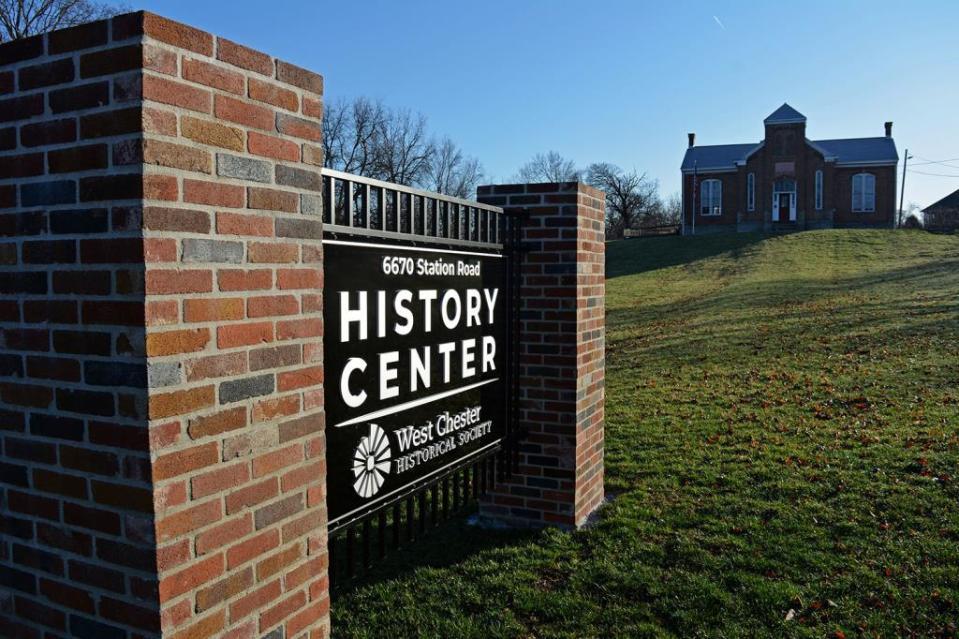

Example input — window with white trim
[815,170,823,210]
[700,179,722,216]
[747,173,755,211]
[851,173,876,212]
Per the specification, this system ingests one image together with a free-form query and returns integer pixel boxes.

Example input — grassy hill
[333,230,959,638]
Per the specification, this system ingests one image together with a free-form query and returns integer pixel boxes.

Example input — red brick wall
[832,165,896,227]
[0,17,156,639]
[476,182,605,528]
[681,171,738,227]
[1,12,328,639]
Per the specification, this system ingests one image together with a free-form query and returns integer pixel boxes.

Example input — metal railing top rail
[321,168,505,249]
[321,168,503,213]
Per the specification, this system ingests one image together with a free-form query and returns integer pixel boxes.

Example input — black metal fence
[321,168,504,248]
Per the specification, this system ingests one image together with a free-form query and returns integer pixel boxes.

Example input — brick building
[681,104,899,234]
[923,189,959,233]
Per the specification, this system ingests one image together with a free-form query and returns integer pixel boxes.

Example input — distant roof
[815,137,899,165]
[680,143,760,171]
[764,103,806,124]
[922,188,959,212]
[682,136,898,172]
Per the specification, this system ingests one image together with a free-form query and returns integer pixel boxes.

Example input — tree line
[322,97,484,200]
[329,103,680,239]
[515,151,682,239]
[0,0,123,41]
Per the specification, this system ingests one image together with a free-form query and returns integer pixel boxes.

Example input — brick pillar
[476,182,605,529]
[1,12,329,639]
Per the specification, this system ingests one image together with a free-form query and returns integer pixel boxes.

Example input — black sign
[323,239,508,528]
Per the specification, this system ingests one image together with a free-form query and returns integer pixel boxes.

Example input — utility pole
[898,149,912,228]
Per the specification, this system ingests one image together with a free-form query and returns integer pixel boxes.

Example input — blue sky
[138,0,959,207]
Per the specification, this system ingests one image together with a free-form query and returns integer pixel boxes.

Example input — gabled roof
[923,188,959,213]
[764,103,806,124]
[680,143,761,171]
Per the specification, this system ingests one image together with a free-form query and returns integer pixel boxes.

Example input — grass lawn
[332,229,959,638]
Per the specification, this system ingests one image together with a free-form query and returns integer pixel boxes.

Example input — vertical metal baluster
[392,502,401,549]
[418,490,427,535]
[472,461,480,499]
[395,190,401,233]
[442,477,450,519]
[346,527,356,579]
[406,496,415,543]
[478,458,486,496]
[382,187,387,230]
[345,180,354,227]
[322,175,330,224]
[362,518,372,570]
[378,510,387,560]
[415,194,421,235]
[452,470,460,512]
[364,183,371,230]
[328,534,336,591]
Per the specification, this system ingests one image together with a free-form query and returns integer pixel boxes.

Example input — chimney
[688,132,696,148]
[885,121,893,137]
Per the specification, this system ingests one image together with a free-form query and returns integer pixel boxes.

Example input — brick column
[1,12,329,639]
[476,182,605,529]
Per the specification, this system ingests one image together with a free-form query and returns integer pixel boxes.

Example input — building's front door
[772,179,797,222]
[778,193,791,221]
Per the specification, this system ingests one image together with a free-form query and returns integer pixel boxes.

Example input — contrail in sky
[713,15,726,30]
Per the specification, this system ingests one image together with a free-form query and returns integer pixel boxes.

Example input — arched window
[852,173,876,212]
[815,170,823,210]
[747,173,755,211]
[700,179,722,216]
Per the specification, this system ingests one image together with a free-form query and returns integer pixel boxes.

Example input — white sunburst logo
[352,423,392,498]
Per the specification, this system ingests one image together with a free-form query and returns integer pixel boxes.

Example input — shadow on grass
[608,255,959,333]
[606,232,767,278]
[331,511,538,599]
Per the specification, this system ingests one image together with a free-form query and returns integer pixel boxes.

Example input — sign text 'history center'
[323,240,508,526]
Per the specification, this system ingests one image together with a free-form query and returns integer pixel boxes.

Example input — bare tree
[0,0,124,41]
[662,192,682,224]
[586,163,658,238]
[322,96,387,177]
[515,151,580,183]
[372,107,433,186]
[322,96,486,195]
[424,136,484,199]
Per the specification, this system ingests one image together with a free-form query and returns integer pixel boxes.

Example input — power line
[908,168,959,178]
[912,156,959,168]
